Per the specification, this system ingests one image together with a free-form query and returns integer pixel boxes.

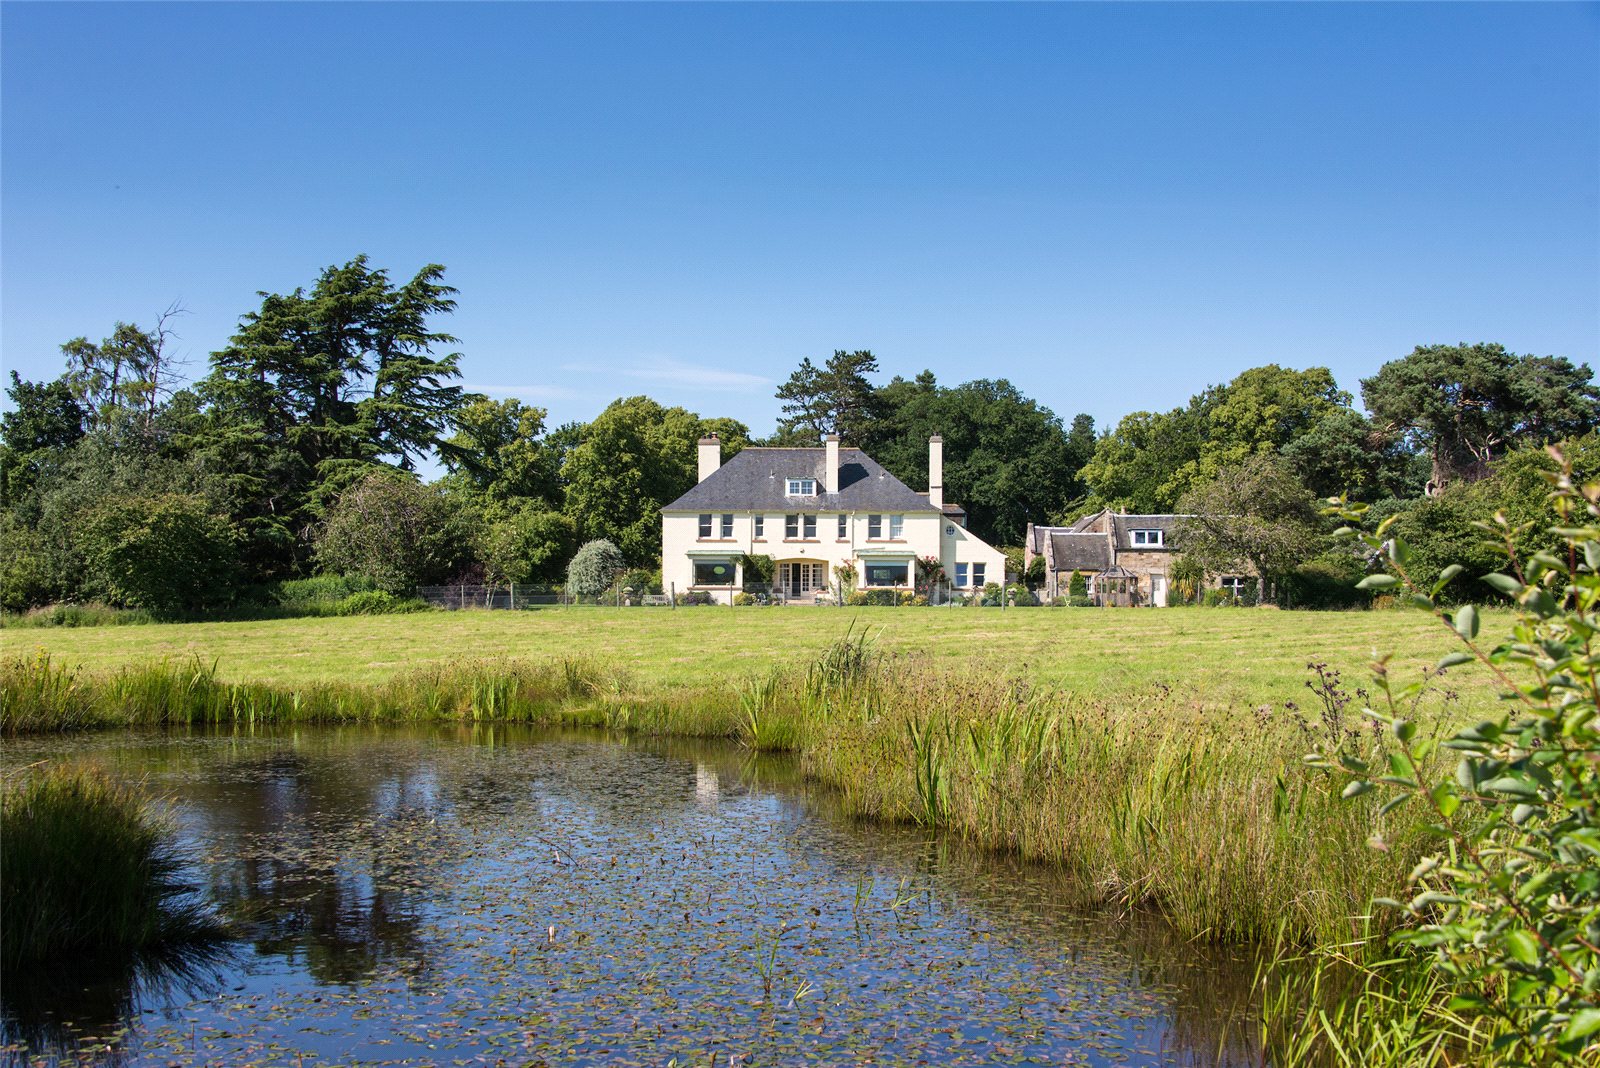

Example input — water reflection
[4,726,1262,1067]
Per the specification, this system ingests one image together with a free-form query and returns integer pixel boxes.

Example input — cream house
[661,434,1006,604]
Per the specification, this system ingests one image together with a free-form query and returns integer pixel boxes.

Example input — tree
[772,350,884,445]
[565,539,624,600]
[1280,407,1425,501]
[1175,454,1322,604]
[868,374,1087,545]
[560,396,749,564]
[1361,343,1600,493]
[481,506,578,585]
[59,305,185,432]
[315,470,469,594]
[1081,365,1350,512]
[440,397,560,505]
[80,493,238,614]
[0,373,86,506]
[200,256,466,575]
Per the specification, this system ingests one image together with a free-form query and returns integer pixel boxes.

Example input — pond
[4,726,1262,1067]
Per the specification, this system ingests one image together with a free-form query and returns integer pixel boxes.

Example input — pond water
[3,726,1262,1067]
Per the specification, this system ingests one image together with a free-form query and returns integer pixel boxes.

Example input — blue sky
[3,2,1597,442]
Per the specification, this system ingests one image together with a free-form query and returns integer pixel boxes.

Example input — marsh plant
[1,763,224,967]
[1301,449,1600,1063]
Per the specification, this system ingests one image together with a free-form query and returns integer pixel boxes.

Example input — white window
[786,514,815,539]
[753,515,764,538]
[720,513,734,538]
[864,561,910,587]
[955,562,969,587]
[785,514,798,539]
[803,515,816,539]
[786,478,817,496]
[868,514,882,539]
[1131,529,1164,547]
[837,514,847,539]
[889,514,904,539]
[698,514,712,538]
[972,563,986,588]
[693,559,736,586]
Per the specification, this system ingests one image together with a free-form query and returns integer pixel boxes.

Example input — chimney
[697,434,721,483]
[928,434,944,509]
[824,434,840,494]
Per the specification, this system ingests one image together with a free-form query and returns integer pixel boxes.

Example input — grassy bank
[3,604,1508,717]
[0,763,224,967]
[3,642,1444,952]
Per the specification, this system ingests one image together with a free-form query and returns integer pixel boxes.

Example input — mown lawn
[7,605,1510,714]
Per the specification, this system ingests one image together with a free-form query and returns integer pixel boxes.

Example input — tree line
[2,254,1596,615]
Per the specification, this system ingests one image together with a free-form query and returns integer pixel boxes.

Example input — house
[661,434,1007,604]
[1025,510,1257,606]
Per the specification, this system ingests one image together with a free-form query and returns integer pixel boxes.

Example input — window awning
[854,548,916,558]
[686,549,741,557]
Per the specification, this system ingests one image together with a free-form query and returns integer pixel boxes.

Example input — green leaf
[1452,605,1479,640]
[1356,574,1399,590]
[1484,775,1540,799]
[1564,1009,1600,1043]
[1431,565,1465,596]
[1379,793,1412,817]
[1341,780,1375,799]
[1431,781,1460,819]
[1504,929,1540,968]
[1436,652,1473,670]
[1482,573,1523,597]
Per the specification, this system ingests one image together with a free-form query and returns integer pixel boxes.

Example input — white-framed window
[1131,529,1164,547]
[868,514,882,539]
[889,514,904,539]
[785,514,815,539]
[753,515,764,538]
[693,559,736,586]
[864,561,910,587]
[972,563,986,587]
[946,524,956,536]
[837,514,848,539]
[1221,576,1246,594]
[786,478,817,497]
[955,562,969,587]
[720,513,734,538]
[698,514,712,538]
[803,515,816,539]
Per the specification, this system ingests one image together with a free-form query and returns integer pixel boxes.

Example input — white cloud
[560,357,770,393]
[461,382,584,401]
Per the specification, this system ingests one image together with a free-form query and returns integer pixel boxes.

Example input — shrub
[1308,452,1600,1061]
[566,539,624,600]
[315,471,468,595]
[483,507,578,585]
[674,590,712,606]
[616,567,662,597]
[1068,570,1087,599]
[1067,595,1094,608]
[1,764,222,966]
[740,554,776,591]
[1004,583,1037,606]
[80,493,238,615]
[272,574,378,610]
[980,582,1003,606]
[733,592,755,607]
[333,590,429,616]
[1286,556,1368,610]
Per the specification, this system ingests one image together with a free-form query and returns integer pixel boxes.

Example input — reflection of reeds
[0,763,225,966]
[3,647,1428,953]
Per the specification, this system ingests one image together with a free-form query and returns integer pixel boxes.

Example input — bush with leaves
[1309,448,1600,1060]
[566,539,624,600]
[80,493,238,615]
[315,471,470,595]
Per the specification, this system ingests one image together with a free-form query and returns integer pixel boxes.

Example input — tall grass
[1,763,224,966]
[2,638,1433,953]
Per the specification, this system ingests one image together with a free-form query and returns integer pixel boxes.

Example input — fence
[413,581,1037,610]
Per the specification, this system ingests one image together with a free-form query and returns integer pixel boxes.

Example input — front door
[1152,574,1167,607]
[780,562,822,598]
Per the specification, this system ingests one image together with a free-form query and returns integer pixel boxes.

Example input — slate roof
[1048,532,1111,572]
[663,448,940,513]
[1111,514,1185,551]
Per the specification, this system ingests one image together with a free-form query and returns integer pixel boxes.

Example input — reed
[0,763,224,966]
[2,640,1441,951]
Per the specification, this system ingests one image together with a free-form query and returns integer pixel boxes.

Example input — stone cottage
[1025,510,1255,606]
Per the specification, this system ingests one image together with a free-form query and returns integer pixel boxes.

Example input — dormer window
[786,478,817,497]
[1131,529,1164,547]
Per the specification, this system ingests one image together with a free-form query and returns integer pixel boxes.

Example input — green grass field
[5,605,1510,713]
